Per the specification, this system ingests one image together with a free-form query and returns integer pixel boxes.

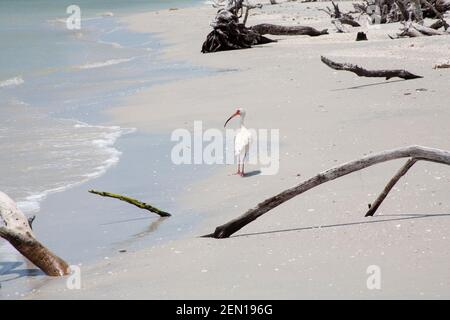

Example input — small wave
[77,58,135,70]
[16,184,77,213]
[0,76,24,88]
[98,40,123,48]
[98,12,114,17]
[77,122,135,180]
[15,122,135,213]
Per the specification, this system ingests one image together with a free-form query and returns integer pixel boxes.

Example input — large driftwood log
[89,190,171,217]
[321,56,423,80]
[204,146,450,238]
[0,192,70,276]
[250,23,328,36]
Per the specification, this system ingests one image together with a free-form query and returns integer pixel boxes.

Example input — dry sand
[26,1,450,299]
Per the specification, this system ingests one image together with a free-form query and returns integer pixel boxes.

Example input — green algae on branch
[88,190,171,217]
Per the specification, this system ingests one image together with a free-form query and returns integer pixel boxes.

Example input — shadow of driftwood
[131,216,169,239]
[0,261,43,283]
[100,215,159,226]
[332,79,405,91]
[232,213,450,238]
[112,216,169,248]
[244,170,262,177]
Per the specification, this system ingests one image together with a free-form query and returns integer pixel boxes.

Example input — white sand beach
[21,0,450,299]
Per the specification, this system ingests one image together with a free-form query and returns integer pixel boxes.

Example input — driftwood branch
[365,158,418,217]
[0,192,70,276]
[88,190,171,217]
[320,1,361,27]
[204,146,450,238]
[321,56,423,80]
[434,60,450,68]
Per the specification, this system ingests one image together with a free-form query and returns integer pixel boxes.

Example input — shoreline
[0,1,216,298]
[22,0,450,299]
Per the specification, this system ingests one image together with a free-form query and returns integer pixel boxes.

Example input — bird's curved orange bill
[224,112,239,127]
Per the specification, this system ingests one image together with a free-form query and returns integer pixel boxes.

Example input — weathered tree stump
[0,192,70,276]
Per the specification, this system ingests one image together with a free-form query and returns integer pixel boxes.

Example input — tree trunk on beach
[250,24,328,36]
[0,191,70,276]
[203,146,450,239]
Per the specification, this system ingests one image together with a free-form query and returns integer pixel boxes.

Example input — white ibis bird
[224,107,251,177]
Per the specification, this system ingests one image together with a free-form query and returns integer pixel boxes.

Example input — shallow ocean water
[0,0,218,297]
[0,0,206,213]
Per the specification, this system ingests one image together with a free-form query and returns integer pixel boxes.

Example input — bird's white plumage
[224,107,251,176]
[235,126,251,157]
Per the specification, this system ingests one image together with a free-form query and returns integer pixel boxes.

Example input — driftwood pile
[202,0,328,53]
[202,0,450,53]
[353,0,450,25]
[323,0,450,36]
[352,0,450,37]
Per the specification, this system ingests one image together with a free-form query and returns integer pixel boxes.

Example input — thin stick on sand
[89,190,171,217]
[365,158,418,217]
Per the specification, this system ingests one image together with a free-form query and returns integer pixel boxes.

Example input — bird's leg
[234,156,241,175]
[240,151,247,177]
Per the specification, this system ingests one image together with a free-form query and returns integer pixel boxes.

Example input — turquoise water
[0,0,199,80]
[0,0,206,212]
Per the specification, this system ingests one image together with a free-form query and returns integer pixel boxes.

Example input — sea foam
[14,121,135,214]
[0,76,24,88]
[77,57,134,70]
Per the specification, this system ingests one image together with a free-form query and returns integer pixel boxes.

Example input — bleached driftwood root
[392,21,449,38]
[89,190,171,217]
[0,192,70,276]
[204,146,450,238]
[321,56,423,80]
